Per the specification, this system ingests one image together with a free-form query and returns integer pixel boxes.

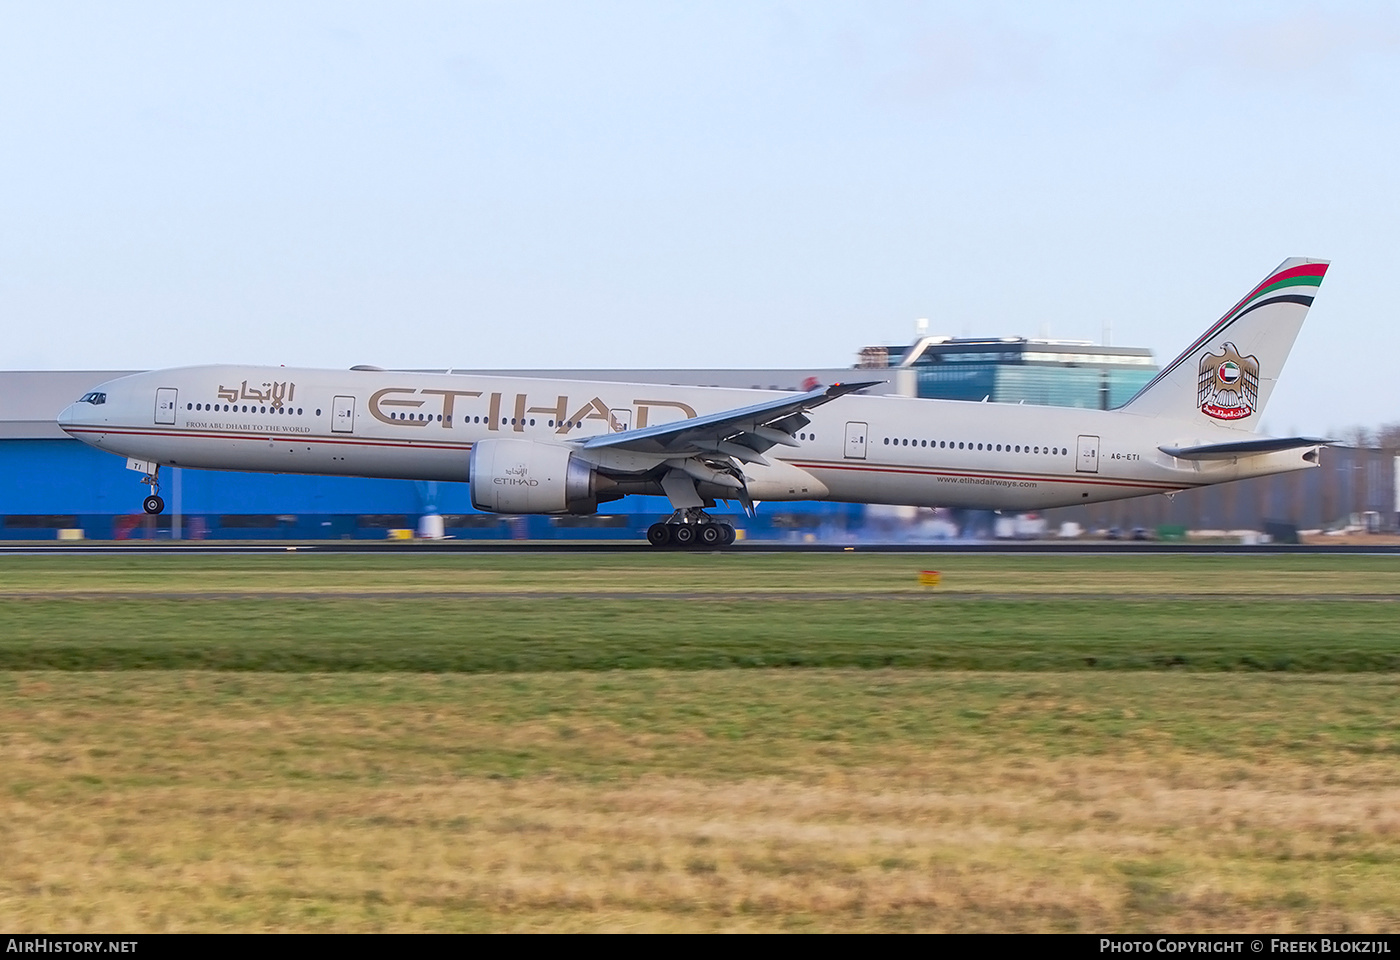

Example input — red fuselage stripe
[790,460,1194,492]
[64,427,1194,492]
[63,426,474,453]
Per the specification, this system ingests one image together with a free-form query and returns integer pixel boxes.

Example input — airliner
[58,258,1331,547]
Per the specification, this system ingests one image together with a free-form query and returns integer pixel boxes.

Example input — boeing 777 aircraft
[59,258,1331,547]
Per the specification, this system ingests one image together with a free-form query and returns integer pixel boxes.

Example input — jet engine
[468,438,604,514]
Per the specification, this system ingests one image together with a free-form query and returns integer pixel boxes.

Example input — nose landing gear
[139,465,164,514]
[646,508,736,549]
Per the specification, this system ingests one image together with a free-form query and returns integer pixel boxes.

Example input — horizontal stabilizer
[1159,437,1333,460]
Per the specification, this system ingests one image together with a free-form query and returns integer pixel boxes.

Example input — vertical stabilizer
[1119,258,1328,430]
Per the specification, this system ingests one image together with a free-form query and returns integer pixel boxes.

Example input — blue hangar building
[1,339,1157,540]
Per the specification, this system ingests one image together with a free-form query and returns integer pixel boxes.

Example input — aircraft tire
[143,495,165,515]
[719,523,736,546]
[672,524,696,547]
[646,522,672,547]
[699,523,723,547]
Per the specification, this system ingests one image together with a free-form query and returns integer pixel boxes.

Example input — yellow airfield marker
[918,570,941,587]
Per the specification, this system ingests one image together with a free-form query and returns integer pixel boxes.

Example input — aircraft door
[155,388,178,425]
[610,407,632,432]
[844,421,868,459]
[331,395,356,434]
[1076,434,1100,473]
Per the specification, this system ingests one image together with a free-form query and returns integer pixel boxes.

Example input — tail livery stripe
[1133,261,1328,399]
[1228,293,1315,322]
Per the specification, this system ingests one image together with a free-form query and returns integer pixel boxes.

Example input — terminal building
[856,336,1157,410]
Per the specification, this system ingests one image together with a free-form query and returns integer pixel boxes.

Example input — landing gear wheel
[672,524,696,547]
[719,523,736,546]
[143,495,165,515]
[699,523,723,547]
[647,522,672,547]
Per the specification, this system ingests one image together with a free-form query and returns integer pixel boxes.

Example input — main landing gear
[646,508,736,549]
[140,466,164,515]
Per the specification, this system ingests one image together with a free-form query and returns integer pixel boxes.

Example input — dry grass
[4,554,1396,930]
[3,671,1398,932]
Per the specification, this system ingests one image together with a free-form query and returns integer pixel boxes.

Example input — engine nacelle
[469,438,599,514]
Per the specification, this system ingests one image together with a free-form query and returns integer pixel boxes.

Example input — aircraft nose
[57,403,77,433]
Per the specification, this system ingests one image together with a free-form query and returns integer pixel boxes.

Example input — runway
[2,540,1400,555]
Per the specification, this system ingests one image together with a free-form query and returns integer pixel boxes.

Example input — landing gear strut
[140,466,164,515]
[646,508,736,549]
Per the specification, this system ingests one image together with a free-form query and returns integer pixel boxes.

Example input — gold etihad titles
[217,380,296,409]
[366,387,697,435]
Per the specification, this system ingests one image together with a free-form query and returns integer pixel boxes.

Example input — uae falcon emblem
[1197,342,1259,421]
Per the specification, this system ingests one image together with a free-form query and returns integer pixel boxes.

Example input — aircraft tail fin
[1119,258,1328,430]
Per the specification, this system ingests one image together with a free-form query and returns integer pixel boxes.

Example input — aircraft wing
[1159,437,1334,460]
[579,381,882,462]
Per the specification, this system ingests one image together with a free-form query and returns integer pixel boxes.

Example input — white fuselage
[57,364,1316,512]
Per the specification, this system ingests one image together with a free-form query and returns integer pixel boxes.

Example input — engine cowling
[469,438,600,514]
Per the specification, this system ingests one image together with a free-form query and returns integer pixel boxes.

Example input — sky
[3,1,1398,436]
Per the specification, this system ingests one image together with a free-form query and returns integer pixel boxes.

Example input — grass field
[1,553,1398,931]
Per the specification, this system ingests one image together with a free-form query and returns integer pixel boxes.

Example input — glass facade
[913,365,997,403]
[865,337,1158,410]
[992,364,1155,409]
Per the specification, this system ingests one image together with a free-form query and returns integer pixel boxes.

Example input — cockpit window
[79,392,107,405]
